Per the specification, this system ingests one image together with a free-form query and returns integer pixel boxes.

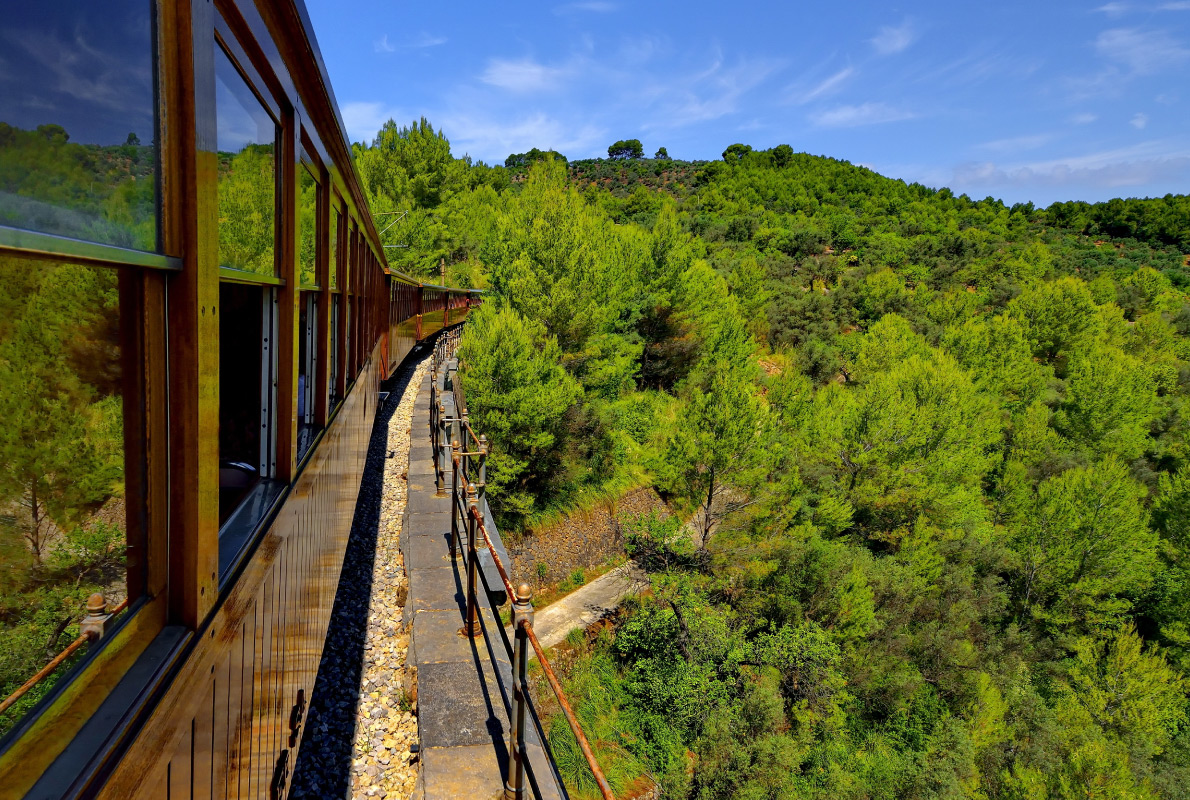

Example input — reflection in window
[329,206,339,290]
[0,2,158,251]
[298,292,320,459]
[298,163,317,288]
[215,44,276,277]
[218,282,276,524]
[329,296,340,410]
[0,255,130,735]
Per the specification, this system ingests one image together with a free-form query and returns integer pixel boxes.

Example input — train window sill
[218,479,286,581]
[19,624,190,799]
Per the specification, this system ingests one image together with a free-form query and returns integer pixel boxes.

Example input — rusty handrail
[468,505,517,599]
[0,595,128,717]
[466,505,615,800]
[523,621,615,800]
[444,335,614,798]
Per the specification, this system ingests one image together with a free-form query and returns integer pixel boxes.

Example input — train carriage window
[298,163,318,289]
[218,282,278,526]
[214,44,277,279]
[0,3,159,252]
[328,207,341,410]
[298,291,319,459]
[0,254,141,737]
[214,38,281,539]
[329,205,339,290]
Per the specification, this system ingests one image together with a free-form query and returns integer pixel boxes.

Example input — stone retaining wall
[506,486,668,584]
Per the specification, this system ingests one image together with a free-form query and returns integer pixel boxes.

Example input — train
[0,0,476,797]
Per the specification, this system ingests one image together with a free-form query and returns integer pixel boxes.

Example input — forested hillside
[356,120,1190,799]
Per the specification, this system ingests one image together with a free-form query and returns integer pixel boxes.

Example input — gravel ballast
[290,353,428,800]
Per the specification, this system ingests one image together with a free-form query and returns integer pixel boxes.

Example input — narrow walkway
[526,562,648,651]
[403,358,565,800]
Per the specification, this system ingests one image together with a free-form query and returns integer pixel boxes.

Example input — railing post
[478,434,488,508]
[450,440,461,557]
[505,584,533,799]
[435,400,446,497]
[433,376,442,476]
[464,483,481,638]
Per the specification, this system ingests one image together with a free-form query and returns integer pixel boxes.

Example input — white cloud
[1071,112,1099,124]
[642,54,786,129]
[480,58,567,93]
[554,1,617,12]
[376,32,446,52]
[978,133,1054,153]
[952,140,1190,190]
[811,102,914,127]
[871,21,917,55]
[1096,28,1190,75]
[441,111,605,160]
[1131,111,1149,128]
[1159,1,1190,9]
[408,32,448,49]
[340,101,402,144]
[1095,3,1131,15]
[793,67,855,104]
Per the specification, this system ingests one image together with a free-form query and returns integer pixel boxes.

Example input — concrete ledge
[419,746,504,800]
[418,660,511,748]
[408,566,466,614]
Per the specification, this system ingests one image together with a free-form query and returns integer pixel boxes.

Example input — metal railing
[0,593,127,718]
[430,330,615,800]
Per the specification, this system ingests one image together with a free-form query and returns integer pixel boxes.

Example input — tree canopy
[352,126,1190,798]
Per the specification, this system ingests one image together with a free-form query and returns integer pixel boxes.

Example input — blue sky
[305,0,1190,206]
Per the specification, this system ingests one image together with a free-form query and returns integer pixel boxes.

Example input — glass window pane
[218,282,276,524]
[0,254,133,735]
[298,164,317,288]
[297,292,320,459]
[328,295,340,409]
[0,2,159,251]
[329,207,339,290]
[215,44,276,277]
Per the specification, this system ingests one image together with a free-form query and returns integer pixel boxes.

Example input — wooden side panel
[98,346,384,799]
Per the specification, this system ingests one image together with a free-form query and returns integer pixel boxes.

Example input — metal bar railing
[463,502,615,800]
[434,323,614,799]
[0,594,128,718]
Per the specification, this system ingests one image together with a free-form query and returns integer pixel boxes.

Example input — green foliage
[0,122,157,250]
[353,121,1190,799]
[608,139,644,160]
[457,304,581,521]
[0,255,127,736]
[217,143,275,274]
[1009,458,1157,626]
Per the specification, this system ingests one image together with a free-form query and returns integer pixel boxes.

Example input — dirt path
[525,561,649,650]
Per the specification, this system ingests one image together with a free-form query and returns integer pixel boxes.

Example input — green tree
[608,139,644,160]
[1009,458,1157,624]
[770,144,794,167]
[457,304,581,520]
[722,143,752,162]
[1064,625,1187,762]
[654,146,669,160]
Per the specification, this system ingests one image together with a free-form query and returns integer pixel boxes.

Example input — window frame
[0,0,176,789]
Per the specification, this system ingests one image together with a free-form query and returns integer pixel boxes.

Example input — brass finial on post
[80,593,110,641]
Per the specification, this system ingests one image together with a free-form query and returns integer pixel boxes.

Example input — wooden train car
[0,1,473,797]
[385,280,479,376]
